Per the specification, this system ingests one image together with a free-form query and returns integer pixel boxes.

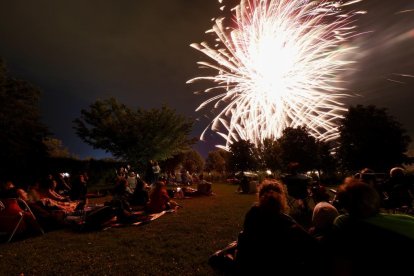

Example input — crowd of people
[2,162,413,275]
[0,163,215,242]
[0,172,90,238]
[210,166,414,275]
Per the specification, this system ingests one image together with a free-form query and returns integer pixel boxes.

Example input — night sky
[0,0,413,159]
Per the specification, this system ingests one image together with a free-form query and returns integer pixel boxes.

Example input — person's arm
[47,189,69,202]
[162,189,170,202]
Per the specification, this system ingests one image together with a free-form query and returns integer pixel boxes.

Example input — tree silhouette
[0,59,49,181]
[205,149,229,173]
[257,138,281,173]
[73,98,196,165]
[228,139,258,173]
[277,126,319,172]
[338,105,411,172]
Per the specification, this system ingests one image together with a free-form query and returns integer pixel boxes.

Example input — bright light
[188,0,363,149]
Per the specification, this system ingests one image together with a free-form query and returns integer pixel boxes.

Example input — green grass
[0,183,256,275]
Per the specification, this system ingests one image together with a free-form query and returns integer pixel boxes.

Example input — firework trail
[188,0,364,149]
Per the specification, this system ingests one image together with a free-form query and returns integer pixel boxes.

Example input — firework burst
[188,0,364,149]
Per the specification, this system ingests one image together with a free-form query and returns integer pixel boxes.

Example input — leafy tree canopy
[0,59,49,179]
[338,105,411,172]
[73,98,196,165]
[228,139,258,173]
[43,137,72,158]
[205,149,229,173]
[257,138,281,173]
[181,149,205,174]
[277,126,319,172]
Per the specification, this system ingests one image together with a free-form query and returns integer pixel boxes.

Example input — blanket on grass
[103,209,175,230]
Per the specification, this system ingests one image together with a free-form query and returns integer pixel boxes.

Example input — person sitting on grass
[196,174,213,196]
[281,162,312,210]
[146,181,178,213]
[327,178,414,275]
[130,174,150,206]
[308,201,339,241]
[235,181,318,275]
[38,174,70,202]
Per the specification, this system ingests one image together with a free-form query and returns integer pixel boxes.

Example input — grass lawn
[0,182,257,275]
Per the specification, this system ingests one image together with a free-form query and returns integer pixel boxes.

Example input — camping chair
[283,178,313,211]
[0,198,44,243]
[18,199,45,235]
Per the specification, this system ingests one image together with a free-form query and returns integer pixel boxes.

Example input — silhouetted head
[390,167,405,178]
[258,181,289,213]
[336,178,381,218]
[312,201,339,230]
[287,162,300,173]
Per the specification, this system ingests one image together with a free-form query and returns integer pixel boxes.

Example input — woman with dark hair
[146,181,177,213]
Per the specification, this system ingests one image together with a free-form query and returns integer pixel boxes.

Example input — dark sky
[0,0,413,159]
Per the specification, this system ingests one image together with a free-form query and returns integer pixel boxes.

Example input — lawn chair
[0,198,44,243]
[282,174,313,211]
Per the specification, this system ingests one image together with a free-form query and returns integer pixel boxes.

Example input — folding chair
[0,198,44,243]
[17,199,45,235]
[284,181,312,211]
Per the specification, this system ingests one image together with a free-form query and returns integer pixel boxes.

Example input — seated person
[112,178,133,201]
[70,173,88,201]
[38,175,70,202]
[197,174,212,195]
[382,167,413,209]
[308,201,339,241]
[238,175,250,194]
[110,178,134,212]
[281,162,311,209]
[327,178,414,275]
[235,181,318,275]
[130,176,150,206]
[21,186,69,232]
[0,180,51,235]
[0,179,20,198]
[146,181,177,213]
[126,171,138,192]
[27,181,79,215]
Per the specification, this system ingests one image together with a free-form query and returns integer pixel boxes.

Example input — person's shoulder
[245,204,260,215]
[333,214,351,229]
[366,213,414,241]
[279,212,296,222]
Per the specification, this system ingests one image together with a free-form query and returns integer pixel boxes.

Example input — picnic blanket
[103,209,175,229]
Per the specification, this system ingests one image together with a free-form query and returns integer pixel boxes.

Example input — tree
[277,126,319,172]
[73,98,196,165]
[337,105,411,172]
[228,139,258,173]
[315,140,337,175]
[181,149,205,174]
[43,137,71,158]
[0,59,49,180]
[257,138,281,173]
[205,149,229,173]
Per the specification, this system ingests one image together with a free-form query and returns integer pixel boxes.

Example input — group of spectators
[112,166,213,216]
[0,172,90,238]
[211,166,414,275]
[0,165,189,241]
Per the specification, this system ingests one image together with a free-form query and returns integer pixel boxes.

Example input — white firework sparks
[187,0,364,149]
